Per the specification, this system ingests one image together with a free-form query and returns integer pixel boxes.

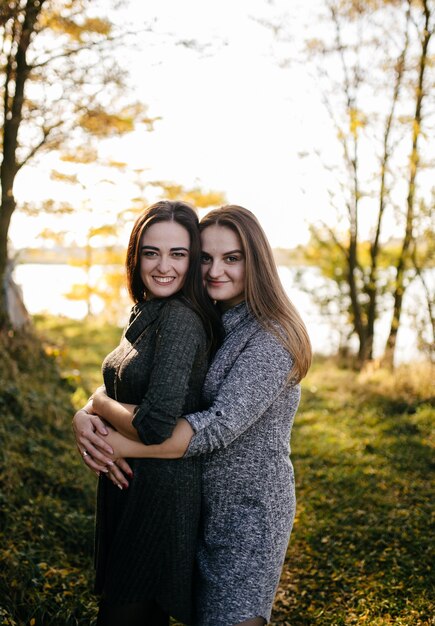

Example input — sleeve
[132,302,206,444]
[183,329,294,457]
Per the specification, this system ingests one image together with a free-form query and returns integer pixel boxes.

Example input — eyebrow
[202,249,244,255]
[141,245,189,252]
[219,249,244,256]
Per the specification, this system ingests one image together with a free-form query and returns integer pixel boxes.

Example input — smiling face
[140,220,190,298]
[200,224,246,310]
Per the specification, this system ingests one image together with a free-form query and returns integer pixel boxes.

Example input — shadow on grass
[1,326,433,626]
[271,369,434,625]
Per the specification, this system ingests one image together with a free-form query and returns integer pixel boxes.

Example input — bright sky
[7,0,432,361]
[11,0,335,250]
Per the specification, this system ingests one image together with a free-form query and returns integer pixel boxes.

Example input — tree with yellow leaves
[296,0,434,366]
[0,0,156,328]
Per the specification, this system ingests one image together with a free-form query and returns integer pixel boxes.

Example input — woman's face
[200,224,246,310]
[140,220,190,298]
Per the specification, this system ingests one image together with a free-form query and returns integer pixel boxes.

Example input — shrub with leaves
[0,329,98,625]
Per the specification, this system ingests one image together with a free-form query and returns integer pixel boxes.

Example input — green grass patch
[271,362,434,625]
[33,314,123,408]
[1,316,433,625]
[0,327,99,625]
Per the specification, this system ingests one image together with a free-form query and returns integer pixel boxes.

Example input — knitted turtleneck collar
[221,301,251,334]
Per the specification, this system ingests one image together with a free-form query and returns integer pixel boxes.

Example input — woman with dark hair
[72,200,221,626]
[87,205,312,626]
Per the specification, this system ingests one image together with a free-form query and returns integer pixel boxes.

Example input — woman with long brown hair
[84,205,312,625]
[72,200,221,626]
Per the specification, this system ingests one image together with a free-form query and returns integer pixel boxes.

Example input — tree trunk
[384,0,432,365]
[3,263,31,329]
[366,8,410,363]
[348,144,366,365]
[411,242,435,361]
[0,0,43,327]
[329,3,368,366]
[348,240,367,365]
[0,192,17,329]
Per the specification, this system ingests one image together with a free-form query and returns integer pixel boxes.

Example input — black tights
[96,598,169,626]
[96,600,265,626]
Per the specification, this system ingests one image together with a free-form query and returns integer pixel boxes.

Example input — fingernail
[107,461,114,466]
[107,448,113,454]
[102,468,109,473]
[95,472,101,477]
[123,483,129,489]
[128,471,133,478]
[117,483,123,490]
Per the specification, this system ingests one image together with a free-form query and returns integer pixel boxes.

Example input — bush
[0,329,98,625]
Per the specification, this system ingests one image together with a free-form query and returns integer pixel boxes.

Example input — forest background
[0,0,434,624]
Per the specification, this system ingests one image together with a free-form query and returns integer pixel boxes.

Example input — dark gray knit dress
[184,302,300,626]
[94,296,208,624]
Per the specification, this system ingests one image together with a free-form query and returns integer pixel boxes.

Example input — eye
[225,255,240,263]
[172,251,188,258]
[142,250,157,257]
[201,253,212,264]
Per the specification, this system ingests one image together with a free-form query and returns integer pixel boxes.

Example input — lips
[153,276,176,284]
[207,280,229,286]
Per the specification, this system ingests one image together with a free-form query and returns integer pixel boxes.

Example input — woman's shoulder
[249,317,294,364]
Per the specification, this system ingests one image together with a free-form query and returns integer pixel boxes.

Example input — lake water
[13,263,428,363]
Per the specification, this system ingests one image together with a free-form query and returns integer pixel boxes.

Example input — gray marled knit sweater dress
[184,302,300,626]
[94,296,208,624]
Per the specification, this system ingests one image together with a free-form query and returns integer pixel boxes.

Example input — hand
[72,408,114,475]
[98,429,134,489]
[106,458,134,490]
[90,428,133,488]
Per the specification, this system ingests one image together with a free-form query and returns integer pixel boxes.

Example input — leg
[96,599,169,626]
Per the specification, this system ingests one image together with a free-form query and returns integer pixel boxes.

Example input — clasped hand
[72,404,133,490]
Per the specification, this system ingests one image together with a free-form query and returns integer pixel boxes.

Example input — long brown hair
[200,205,312,382]
[126,200,222,352]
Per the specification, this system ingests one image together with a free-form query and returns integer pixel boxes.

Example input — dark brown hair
[126,200,222,352]
[200,205,312,382]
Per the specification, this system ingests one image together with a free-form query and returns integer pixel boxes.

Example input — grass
[0,315,433,625]
[32,313,123,407]
[0,326,99,625]
[271,361,434,625]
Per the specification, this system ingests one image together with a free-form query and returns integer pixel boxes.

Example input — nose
[207,258,223,278]
[156,255,171,273]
